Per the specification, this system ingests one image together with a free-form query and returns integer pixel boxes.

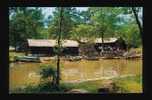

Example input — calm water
[9,59,142,90]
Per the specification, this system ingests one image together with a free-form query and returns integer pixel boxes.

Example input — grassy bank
[10,75,142,93]
[114,75,142,93]
[61,75,142,93]
[9,51,25,62]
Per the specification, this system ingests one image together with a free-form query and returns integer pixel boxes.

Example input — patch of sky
[41,7,88,28]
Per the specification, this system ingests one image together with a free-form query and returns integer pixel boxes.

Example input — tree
[40,65,57,86]
[87,7,122,55]
[116,7,142,48]
[9,7,44,50]
[56,7,64,88]
[131,7,143,36]
[78,9,91,24]
[48,7,81,39]
[90,7,123,37]
[117,21,141,48]
[70,24,95,42]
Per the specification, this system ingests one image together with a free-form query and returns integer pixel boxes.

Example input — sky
[41,7,88,20]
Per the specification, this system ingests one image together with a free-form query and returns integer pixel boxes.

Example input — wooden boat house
[26,37,126,57]
[27,39,79,57]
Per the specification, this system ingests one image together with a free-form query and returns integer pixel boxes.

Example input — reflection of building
[27,39,79,57]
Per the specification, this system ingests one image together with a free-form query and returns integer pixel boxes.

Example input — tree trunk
[101,32,104,56]
[56,53,60,87]
[132,7,143,36]
[56,7,63,88]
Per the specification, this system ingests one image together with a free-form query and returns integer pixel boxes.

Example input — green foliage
[40,64,56,79]
[9,51,25,62]
[9,7,44,48]
[112,75,142,93]
[39,28,50,39]
[9,7,143,49]
[116,21,142,48]
[48,7,79,39]
[70,24,96,41]
[10,82,69,93]
[39,63,64,89]
[89,7,122,37]
[70,7,142,48]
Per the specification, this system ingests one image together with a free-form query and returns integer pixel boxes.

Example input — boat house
[26,37,126,57]
[27,39,79,57]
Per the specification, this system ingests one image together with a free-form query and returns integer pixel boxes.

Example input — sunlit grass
[60,80,104,93]
[112,75,142,93]
[10,75,142,93]
[9,51,25,62]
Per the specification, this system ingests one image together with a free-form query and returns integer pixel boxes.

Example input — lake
[9,59,142,90]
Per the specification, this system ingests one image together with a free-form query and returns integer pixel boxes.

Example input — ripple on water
[28,72,41,78]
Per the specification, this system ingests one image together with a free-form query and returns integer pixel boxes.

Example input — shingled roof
[95,38,118,43]
[62,40,79,47]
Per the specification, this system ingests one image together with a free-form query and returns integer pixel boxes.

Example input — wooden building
[61,40,79,56]
[27,39,79,57]
[94,37,127,56]
[27,37,126,57]
[79,37,127,56]
[94,38,126,51]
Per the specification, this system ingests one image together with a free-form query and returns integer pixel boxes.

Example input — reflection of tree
[114,60,127,76]
[94,65,103,78]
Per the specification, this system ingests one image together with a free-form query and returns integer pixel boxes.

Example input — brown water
[9,59,142,90]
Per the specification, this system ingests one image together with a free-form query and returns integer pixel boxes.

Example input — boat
[125,55,142,59]
[67,56,82,61]
[14,56,40,62]
[100,56,123,59]
[85,56,99,60]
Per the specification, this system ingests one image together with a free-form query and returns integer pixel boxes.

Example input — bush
[40,64,56,79]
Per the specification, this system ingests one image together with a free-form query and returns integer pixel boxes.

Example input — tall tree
[88,7,122,54]
[56,7,63,88]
